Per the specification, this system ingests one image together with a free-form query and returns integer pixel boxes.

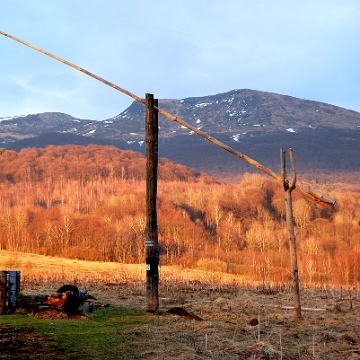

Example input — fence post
[145,93,160,312]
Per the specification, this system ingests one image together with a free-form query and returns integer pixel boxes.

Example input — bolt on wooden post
[145,93,160,312]
[281,148,302,319]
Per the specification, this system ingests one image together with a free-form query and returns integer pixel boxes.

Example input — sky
[0,0,360,120]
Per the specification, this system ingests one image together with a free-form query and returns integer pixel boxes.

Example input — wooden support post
[0,271,8,312]
[145,93,160,312]
[281,148,302,319]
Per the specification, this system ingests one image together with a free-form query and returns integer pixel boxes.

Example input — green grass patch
[0,306,154,359]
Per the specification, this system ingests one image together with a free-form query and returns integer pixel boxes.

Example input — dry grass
[2,250,360,359]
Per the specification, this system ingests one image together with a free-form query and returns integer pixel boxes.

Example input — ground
[2,279,360,359]
[0,326,71,360]
[0,254,360,359]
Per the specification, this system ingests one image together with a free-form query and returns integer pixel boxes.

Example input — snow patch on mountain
[0,115,28,122]
[195,102,212,108]
[232,134,241,142]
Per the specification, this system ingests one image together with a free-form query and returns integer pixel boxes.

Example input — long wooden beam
[0,30,336,206]
[0,31,145,106]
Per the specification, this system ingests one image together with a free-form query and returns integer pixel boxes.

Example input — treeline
[0,145,359,287]
[0,145,214,184]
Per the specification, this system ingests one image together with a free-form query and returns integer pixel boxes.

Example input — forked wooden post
[145,93,160,312]
[281,148,302,319]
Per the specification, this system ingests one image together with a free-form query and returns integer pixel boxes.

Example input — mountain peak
[100,88,360,142]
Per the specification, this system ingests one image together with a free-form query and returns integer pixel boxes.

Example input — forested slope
[0,145,359,286]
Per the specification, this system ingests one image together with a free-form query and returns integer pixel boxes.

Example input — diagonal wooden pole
[0,30,335,207]
[0,31,145,106]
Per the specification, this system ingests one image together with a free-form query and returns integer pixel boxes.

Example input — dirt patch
[0,326,72,360]
[168,306,203,320]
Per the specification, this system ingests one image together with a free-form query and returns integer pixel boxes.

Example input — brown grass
[2,250,360,359]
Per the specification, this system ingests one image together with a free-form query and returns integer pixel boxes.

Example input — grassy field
[1,250,360,359]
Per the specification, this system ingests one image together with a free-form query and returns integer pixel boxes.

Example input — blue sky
[1,1,360,120]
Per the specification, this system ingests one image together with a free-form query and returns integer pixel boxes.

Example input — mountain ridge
[1,89,360,182]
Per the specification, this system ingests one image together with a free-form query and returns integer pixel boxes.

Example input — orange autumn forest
[0,144,359,287]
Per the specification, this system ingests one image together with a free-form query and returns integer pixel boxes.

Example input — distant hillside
[0,145,216,184]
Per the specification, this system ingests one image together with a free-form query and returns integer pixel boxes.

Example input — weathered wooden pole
[281,148,302,319]
[145,93,160,312]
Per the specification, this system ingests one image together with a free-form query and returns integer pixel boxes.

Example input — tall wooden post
[281,148,302,319]
[145,93,160,312]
